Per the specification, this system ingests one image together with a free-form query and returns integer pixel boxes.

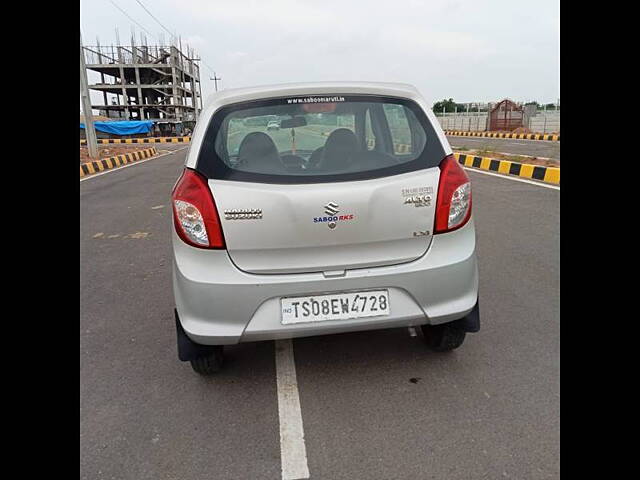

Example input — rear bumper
[173,218,479,345]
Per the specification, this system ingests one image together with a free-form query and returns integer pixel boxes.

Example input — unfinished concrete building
[82,41,203,125]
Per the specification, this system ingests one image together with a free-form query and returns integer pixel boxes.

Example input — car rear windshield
[195,95,446,184]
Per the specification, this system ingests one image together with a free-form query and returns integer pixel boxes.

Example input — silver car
[172,82,479,374]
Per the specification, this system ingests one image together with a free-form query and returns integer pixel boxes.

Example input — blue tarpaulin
[80,120,154,135]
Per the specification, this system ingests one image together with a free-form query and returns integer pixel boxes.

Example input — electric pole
[80,32,99,159]
[210,72,222,92]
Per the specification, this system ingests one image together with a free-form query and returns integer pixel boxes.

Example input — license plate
[281,290,390,325]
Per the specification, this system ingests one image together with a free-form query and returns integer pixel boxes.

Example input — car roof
[202,81,421,108]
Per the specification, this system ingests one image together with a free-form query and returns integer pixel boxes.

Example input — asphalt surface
[80,147,560,480]
[446,135,560,160]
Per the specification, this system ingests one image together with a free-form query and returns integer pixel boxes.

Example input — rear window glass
[196,95,445,184]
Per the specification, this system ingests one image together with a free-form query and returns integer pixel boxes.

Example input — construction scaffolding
[82,39,203,124]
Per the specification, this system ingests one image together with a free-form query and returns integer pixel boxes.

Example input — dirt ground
[456,149,560,168]
[510,127,532,134]
[80,145,152,164]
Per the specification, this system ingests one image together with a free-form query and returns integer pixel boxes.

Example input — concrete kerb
[79,137,559,185]
[445,131,559,141]
[80,146,158,177]
[454,152,559,185]
[80,136,192,145]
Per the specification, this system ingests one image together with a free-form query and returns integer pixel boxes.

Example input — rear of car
[171,82,479,374]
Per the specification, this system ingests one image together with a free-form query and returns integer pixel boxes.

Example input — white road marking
[465,167,560,190]
[79,146,189,182]
[275,339,310,480]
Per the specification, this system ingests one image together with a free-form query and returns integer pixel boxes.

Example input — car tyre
[190,346,224,375]
[421,323,466,352]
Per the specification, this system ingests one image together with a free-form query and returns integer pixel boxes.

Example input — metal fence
[489,100,524,131]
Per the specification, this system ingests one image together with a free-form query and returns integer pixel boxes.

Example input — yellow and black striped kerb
[80,136,192,145]
[453,152,560,185]
[80,147,157,178]
[445,131,559,141]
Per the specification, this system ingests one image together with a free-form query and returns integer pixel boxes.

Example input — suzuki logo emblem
[324,202,339,216]
[314,202,354,229]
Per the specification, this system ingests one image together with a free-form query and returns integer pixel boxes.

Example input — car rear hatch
[210,169,439,274]
[194,93,448,274]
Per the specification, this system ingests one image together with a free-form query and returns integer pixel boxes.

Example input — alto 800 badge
[402,186,433,207]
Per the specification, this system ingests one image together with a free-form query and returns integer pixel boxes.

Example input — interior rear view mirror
[280,116,307,128]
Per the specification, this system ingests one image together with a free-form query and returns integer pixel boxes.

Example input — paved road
[447,135,560,160]
[80,148,559,480]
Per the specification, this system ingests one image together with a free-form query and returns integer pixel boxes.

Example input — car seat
[320,128,359,171]
[237,132,285,174]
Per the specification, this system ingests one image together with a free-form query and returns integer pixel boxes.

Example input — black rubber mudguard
[451,300,480,333]
[175,309,217,361]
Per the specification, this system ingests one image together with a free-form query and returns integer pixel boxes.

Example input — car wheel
[190,346,224,375]
[421,323,466,352]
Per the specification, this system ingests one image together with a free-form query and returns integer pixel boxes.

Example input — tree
[433,98,467,113]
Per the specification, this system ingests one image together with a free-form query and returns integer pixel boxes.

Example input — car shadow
[174,326,479,388]
[290,326,476,383]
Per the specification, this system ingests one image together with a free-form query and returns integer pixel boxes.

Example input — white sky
[80,0,559,109]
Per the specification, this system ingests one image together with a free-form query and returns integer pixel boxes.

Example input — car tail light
[434,154,472,234]
[171,168,225,249]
